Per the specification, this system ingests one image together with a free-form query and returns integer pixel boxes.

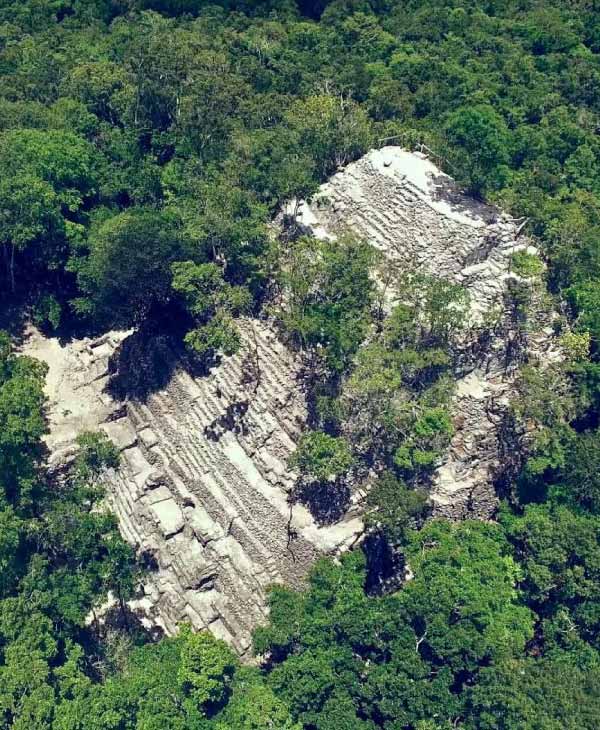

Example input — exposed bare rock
[290,146,561,519]
[22,329,132,462]
[21,322,362,656]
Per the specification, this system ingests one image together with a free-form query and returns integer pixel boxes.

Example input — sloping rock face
[292,146,560,519]
[23,323,362,656]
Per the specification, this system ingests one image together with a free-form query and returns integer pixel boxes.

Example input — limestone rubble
[21,147,560,652]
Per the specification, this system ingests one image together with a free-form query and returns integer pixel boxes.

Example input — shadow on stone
[296,479,351,525]
[429,172,498,223]
[103,602,163,641]
[138,548,160,573]
[106,322,220,402]
[106,325,180,401]
[204,400,249,441]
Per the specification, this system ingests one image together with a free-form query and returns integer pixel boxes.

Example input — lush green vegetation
[2,0,600,727]
[0,337,138,729]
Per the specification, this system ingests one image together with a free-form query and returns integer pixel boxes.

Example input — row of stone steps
[96,322,330,647]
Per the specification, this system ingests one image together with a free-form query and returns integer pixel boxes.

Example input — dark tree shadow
[105,317,220,402]
[493,409,527,506]
[297,0,330,20]
[138,549,160,572]
[462,232,501,268]
[0,299,29,342]
[99,602,164,643]
[106,325,182,401]
[296,478,351,525]
[428,172,499,223]
[363,530,406,596]
[204,400,249,441]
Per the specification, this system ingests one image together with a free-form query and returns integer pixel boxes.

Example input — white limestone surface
[290,146,559,518]
[21,321,362,655]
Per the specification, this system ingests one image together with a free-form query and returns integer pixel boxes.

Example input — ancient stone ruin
[22,147,560,653]
[292,146,560,519]
[24,322,363,656]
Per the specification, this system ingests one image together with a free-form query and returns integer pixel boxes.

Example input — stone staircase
[101,320,364,654]
[22,320,362,657]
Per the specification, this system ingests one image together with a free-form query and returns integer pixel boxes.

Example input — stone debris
[291,146,561,519]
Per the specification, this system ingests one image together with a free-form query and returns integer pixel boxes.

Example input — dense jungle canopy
[1,0,600,728]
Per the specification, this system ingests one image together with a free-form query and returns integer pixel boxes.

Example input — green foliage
[72,431,119,487]
[558,431,600,513]
[278,234,376,374]
[72,208,195,327]
[0,129,96,287]
[365,471,429,544]
[255,522,536,729]
[464,657,600,730]
[568,278,600,347]
[503,501,600,649]
[171,260,251,357]
[0,332,47,508]
[560,330,591,363]
[31,294,62,331]
[284,94,374,177]
[0,338,140,730]
[0,174,64,290]
[393,407,454,476]
[216,673,301,730]
[512,364,576,486]
[403,520,534,670]
[445,105,511,196]
[290,430,354,484]
[338,275,463,477]
[411,275,471,347]
[0,129,99,211]
[55,633,196,730]
[510,250,544,278]
[233,127,318,210]
[165,177,274,296]
[177,627,237,713]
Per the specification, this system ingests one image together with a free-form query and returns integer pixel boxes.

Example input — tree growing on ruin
[171,260,251,357]
[290,430,355,485]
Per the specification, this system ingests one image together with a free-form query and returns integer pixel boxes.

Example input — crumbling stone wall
[23,322,362,656]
